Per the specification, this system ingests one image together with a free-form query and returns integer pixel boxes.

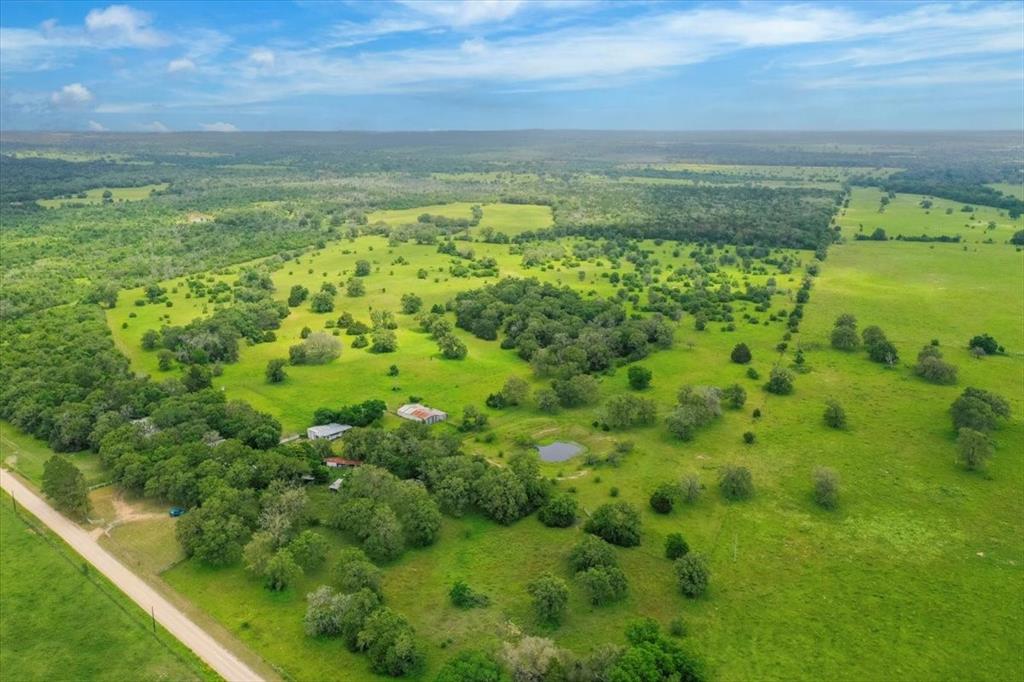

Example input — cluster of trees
[914,344,958,385]
[666,386,723,441]
[853,323,898,366]
[452,278,673,376]
[950,388,1010,471]
[584,502,642,547]
[325,466,442,562]
[304,548,423,676]
[485,376,530,409]
[289,332,341,365]
[418,311,467,360]
[312,399,387,428]
[968,334,1004,356]
[41,455,92,518]
[568,535,629,607]
[243,484,327,590]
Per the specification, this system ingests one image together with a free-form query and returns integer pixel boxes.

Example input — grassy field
[37,183,169,208]
[1,421,106,488]
[837,187,1023,242]
[0,492,214,682]
[368,201,553,237]
[106,193,1024,681]
[988,182,1024,201]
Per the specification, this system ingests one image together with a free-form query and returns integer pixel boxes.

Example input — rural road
[0,468,264,682]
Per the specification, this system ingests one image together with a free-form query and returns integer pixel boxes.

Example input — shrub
[576,565,628,605]
[449,580,490,609]
[950,387,1010,432]
[538,494,578,528]
[435,651,505,682]
[812,467,839,509]
[742,431,755,444]
[526,573,569,625]
[915,351,958,385]
[568,535,618,574]
[823,399,847,429]
[722,384,747,409]
[719,466,753,501]
[674,554,710,598]
[764,367,794,395]
[627,365,652,390]
[649,483,676,514]
[730,343,752,364]
[746,367,760,380]
[666,386,722,440]
[584,502,642,547]
[664,533,689,560]
[968,334,1000,355]
[265,358,288,383]
[956,428,993,470]
[680,474,702,504]
[289,332,341,365]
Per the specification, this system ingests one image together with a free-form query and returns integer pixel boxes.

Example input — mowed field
[836,187,1023,241]
[98,192,1024,680]
[0,492,213,682]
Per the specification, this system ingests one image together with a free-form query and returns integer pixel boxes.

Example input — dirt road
[0,468,264,682]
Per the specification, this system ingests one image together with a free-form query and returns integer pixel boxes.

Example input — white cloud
[87,120,107,131]
[200,121,238,132]
[84,5,167,47]
[248,48,275,68]
[398,0,526,28]
[140,120,170,132]
[50,82,93,107]
[168,57,196,73]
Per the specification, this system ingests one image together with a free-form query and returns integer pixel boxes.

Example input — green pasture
[367,201,553,237]
[1,421,106,488]
[987,182,1024,201]
[0,493,214,682]
[109,203,1023,681]
[837,187,1023,242]
[37,183,169,208]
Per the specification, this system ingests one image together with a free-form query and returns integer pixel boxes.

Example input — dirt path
[1,469,264,682]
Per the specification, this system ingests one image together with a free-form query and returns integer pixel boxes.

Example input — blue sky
[1,1,1021,131]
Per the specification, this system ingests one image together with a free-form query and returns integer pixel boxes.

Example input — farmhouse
[306,423,351,441]
[397,403,448,425]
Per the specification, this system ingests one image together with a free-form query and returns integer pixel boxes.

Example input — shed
[325,457,362,468]
[396,403,448,425]
[307,423,352,441]
[328,478,344,493]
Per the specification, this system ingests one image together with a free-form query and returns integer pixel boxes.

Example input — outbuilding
[396,403,448,425]
[328,478,344,493]
[306,423,351,441]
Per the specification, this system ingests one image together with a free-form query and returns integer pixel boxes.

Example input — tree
[175,489,254,566]
[956,428,993,471]
[812,467,839,509]
[666,386,722,440]
[535,388,560,413]
[41,456,91,518]
[968,334,1000,355]
[680,474,703,504]
[552,374,600,408]
[603,394,657,429]
[501,637,565,682]
[950,387,1010,432]
[867,338,899,366]
[627,365,652,390]
[665,533,689,560]
[674,554,710,598]
[400,293,422,314]
[730,343,752,364]
[830,325,859,351]
[332,548,383,595]
[1012,230,1024,246]
[568,535,618,574]
[287,285,309,307]
[357,608,424,677]
[649,483,676,514]
[310,291,335,313]
[458,405,489,432]
[537,494,578,528]
[823,399,847,429]
[721,384,746,409]
[141,329,161,350]
[290,332,341,365]
[473,468,528,525]
[584,502,642,547]
[182,364,212,392]
[527,573,569,625]
[355,259,372,276]
[577,565,628,605]
[265,358,287,383]
[719,466,753,501]
[157,349,175,371]
[371,328,398,353]
[346,278,366,297]
[363,505,405,562]
[437,333,467,359]
[304,585,346,637]
[915,348,958,384]
[501,377,530,406]
[243,530,276,577]
[289,529,328,570]
[764,367,794,395]
[262,548,301,591]
[435,650,506,682]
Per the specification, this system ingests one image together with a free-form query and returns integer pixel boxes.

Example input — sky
[1,0,1022,132]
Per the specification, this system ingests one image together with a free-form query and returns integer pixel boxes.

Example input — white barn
[306,423,351,441]
[397,403,448,425]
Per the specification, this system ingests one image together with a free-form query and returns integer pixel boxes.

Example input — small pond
[536,441,584,462]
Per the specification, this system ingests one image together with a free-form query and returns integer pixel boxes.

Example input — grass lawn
[0,493,214,682]
[37,183,169,208]
[1,421,107,488]
[987,182,1024,201]
[109,202,1023,680]
[837,187,1023,242]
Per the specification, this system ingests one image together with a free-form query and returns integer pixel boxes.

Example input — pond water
[536,441,583,462]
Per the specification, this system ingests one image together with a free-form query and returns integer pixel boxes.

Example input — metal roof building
[306,423,352,441]
[396,403,448,425]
